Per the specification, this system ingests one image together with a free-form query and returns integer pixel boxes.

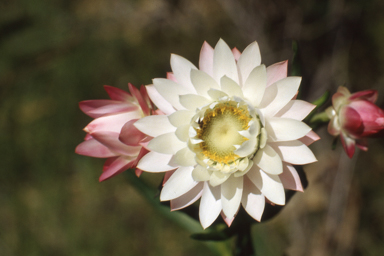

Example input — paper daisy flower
[76,84,155,181]
[135,39,319,228]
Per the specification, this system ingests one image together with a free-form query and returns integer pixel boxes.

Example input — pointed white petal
[199,41,214,76]
[259,77,302,117]
[147,132,185,155]
[246,167,285,205]
[213,39,239,84]
[265,117,312,142]
[269,140,317,165]
[199,182,222,229]
[220,76,244,97]
[210,171,231,187]
[275,100,315,120]
[137,151,176,173]
[179,94,211,110]
[207,88,228,100]
[266,60,288,86]
[175,124,190,142]
[170,147,197,167]
[146,85,175,115]
[221,175,243,219]
[171,182,204,211]
[170,54,197,92]
[153,78,192,110]
[160,166,198,201]
[253,144,283,175]
[190,69,220,98]
[192,165,211,181]
[234,137,257,157]
[279,164,303,192]
[242,176,265,221]
[242,65,267,107]
[168,110,195,127]
[134,115,176,137]
[237,41,262,86]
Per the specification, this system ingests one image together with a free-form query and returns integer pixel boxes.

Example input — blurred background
[1,0,384,255]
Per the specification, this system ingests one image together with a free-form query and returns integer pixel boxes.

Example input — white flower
[135,39,319,228]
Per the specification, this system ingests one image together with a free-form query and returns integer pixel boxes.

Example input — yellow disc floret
[196,101,251,165]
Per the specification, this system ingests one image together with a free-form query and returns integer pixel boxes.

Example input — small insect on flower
[135,39,318,228]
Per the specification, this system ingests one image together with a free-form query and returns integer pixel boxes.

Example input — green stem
[234,224,255,256]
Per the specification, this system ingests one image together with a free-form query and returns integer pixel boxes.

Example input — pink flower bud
[326,86,384,158]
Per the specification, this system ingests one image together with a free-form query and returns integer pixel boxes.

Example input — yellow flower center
[196,102,251,165]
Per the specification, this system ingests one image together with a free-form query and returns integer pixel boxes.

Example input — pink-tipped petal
[99,156,134,181]
[356,139,368,151]
[232,47,241,61]
[85,111,141,133]
[266,60,288,87]
[128,83,150,116]
[119,119,147,146]
[135,168,143,177]
[91,131,141,156]
[79,100,138,118]
[299,130,321,146]
[75,138,117,158]
[199,41,214,76]
[339,106,363,137]
[349,89,378,103]
[221,211,235,227]
[340,132,356,158]
[279,164,303,192]
[104,85,134,102]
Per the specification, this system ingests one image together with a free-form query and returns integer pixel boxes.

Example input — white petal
[199,41,214,76]
[171,182,204,211]
[269,140,317,165]
[242,65,267,107]
[146,85,175,115]
[153,78,192,110]
[265,117,312,142]
[299,130,320,146]
[234,137,257,157]
[279,164,303,192]
[134,115,176,137]
[199,182,222,229]
[242,176,265,221]
[170,147,197,167]
[147,132,185,154]
[170,54,198,92]
[179,94,211,110]
[210,171,231,187]
[259,77,302,117]
[220,76,244,98]
[192,165,211,181]
[221,175,243,219]
[266,60,288,86]
[246,167,285,205]
[175,124,190,142]
[207,88,228,100]
[253,144,283,175]
[213,39,239,84]
[190,69,220,98]
[237,41,262,86]
[137,151,176,173]
[168,110,195,127]
[160,166,198,201]
[274,100,315,120]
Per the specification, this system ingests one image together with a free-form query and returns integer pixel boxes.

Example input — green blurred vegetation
[1,0,384,255]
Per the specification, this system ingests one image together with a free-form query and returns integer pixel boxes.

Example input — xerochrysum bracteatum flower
[76,84,156,181]
[135,39,319,228]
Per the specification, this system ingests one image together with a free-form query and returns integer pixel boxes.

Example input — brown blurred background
[1,0,384,255]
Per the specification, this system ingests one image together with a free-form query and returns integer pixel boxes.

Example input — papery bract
[326,86,384,158]
[76,84,156,181]
[135,39,318,228]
